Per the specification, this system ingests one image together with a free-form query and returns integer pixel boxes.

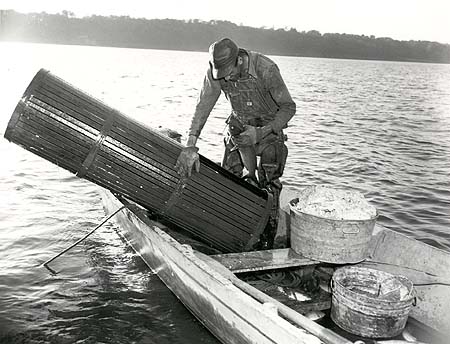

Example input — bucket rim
[289,197,379,223]
[331,266,415,305]
[332,282,415,308]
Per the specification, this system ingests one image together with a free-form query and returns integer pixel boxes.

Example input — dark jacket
[188,49,296,137]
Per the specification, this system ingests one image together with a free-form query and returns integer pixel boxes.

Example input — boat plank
[211,248,318,273]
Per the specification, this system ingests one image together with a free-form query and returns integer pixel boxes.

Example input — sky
[3,0,450,44]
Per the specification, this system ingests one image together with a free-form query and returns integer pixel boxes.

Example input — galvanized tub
[331,266,415,338]
[289,198,377,263]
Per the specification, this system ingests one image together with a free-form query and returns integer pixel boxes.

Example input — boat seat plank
[211,248,318,273]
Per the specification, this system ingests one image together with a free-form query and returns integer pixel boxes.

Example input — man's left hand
[233,125,262,147]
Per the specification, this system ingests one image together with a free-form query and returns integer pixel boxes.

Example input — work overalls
[219,52,288,249]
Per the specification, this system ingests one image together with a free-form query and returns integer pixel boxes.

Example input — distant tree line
[1,10,449,64]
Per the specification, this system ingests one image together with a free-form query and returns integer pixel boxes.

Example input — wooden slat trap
[4,69,272,253]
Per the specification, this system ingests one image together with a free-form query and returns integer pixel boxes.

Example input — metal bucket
[331,266,415,338]
[289,198,377,263]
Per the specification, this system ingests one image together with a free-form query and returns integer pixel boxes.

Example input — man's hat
[209,38,239,79]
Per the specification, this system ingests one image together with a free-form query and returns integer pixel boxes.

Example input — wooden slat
[174,197,252,241]
[4,69,272,253]
[189,168,267,213]
[111,124,180,161]
[175,197,252,237]
[22,111,92,151]
[108,126,266,215]
[165,205,249,250]
[118,119,263,205]
[112,116,267,204]
[100,141,261,241]
[16,120,88,163]
[14,122,86,166]
[98,146,177,189]
[8,127,80,174]
[212,248,318,273]
[103,137,178,183]
[184,184,263,220]
[87,166,168,211]
[94,154,174,201]
[25,104,96,149]
[182,188,261,228]
[35,90,104,129]
[111,107,268,205]
[92,155,256,247]
[86,169,153,205]
[161,213,234,248]
[42,74,112,123]
[196,164,267,205]
[160,212,242,252]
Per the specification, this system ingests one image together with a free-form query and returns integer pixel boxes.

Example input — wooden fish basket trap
[4,69,272,253]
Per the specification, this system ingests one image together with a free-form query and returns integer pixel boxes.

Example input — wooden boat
[101,187,450,344]
[5,69,448,343]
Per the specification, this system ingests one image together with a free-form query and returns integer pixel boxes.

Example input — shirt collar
[238,49,257,79]
[245,50,258,78]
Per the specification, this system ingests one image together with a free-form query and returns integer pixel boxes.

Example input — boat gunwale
[103,189,450,342]
[103,190,325,344]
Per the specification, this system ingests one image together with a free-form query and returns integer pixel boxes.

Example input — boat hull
[101,190,323,344]
[102,188,450,342]
[365,227,450,335]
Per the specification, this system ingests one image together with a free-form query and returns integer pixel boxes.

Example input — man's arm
[187,67,222,142]
[176,68,221,177]
[264,64,296,133]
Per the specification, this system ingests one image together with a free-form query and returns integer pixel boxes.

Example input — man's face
[224,57,242,81]
[224,65,240,81]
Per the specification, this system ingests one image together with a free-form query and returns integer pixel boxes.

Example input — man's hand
[233,125,262,147]
[175,146,200,177]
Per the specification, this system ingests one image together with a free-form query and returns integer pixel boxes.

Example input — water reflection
[0,43,449,343]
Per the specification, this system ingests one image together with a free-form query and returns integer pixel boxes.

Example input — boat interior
[118,198,448,344]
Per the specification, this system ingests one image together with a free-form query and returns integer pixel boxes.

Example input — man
[175,38,296,249]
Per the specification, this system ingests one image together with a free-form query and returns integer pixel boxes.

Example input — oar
[197,252,353,344]
[42,205,127,272]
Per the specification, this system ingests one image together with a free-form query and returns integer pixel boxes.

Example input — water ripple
[1,44,449,343]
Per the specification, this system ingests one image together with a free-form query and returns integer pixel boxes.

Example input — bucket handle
[330,278,335,291]
[341,222,360,234]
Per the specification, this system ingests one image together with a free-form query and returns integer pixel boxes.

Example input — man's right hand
[175,146,200,177]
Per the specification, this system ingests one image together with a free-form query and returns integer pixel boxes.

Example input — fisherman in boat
[176,37,296,249]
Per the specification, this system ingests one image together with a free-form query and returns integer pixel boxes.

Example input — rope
[42,205,127,271]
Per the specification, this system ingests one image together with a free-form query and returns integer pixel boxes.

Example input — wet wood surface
[212,248,318,273]
[4,69,271,253]
[102,190,325,344]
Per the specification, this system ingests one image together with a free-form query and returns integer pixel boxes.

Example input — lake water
[1,42,449,343]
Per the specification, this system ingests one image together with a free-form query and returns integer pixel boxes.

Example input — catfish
[227,116,258,185]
